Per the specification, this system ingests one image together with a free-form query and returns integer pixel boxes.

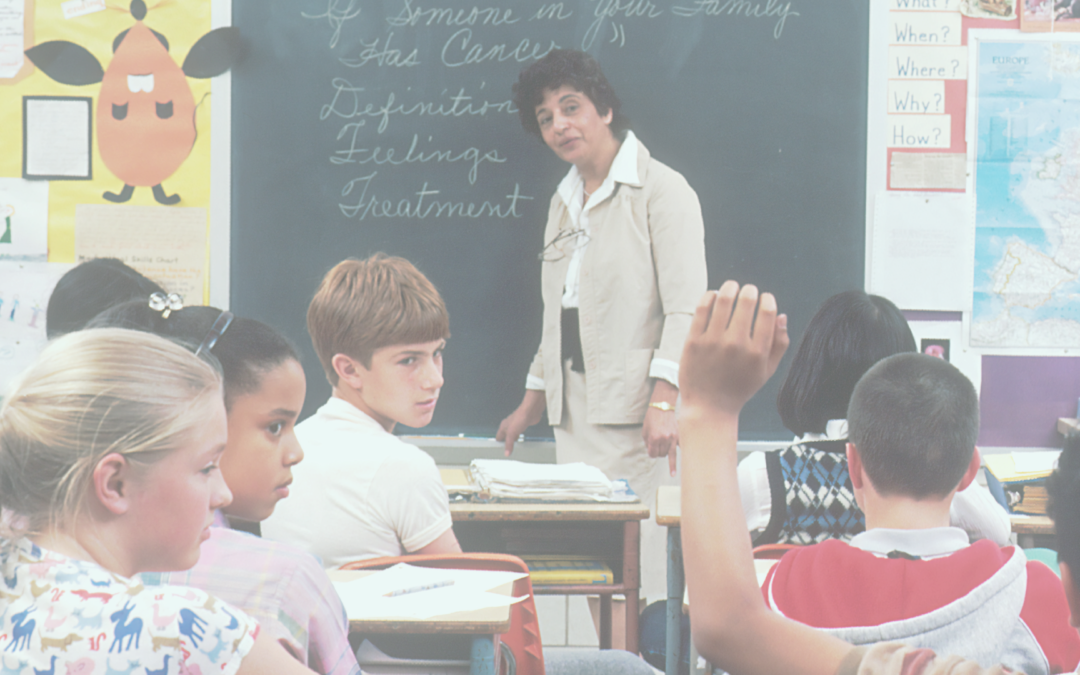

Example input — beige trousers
[553,364,675,605]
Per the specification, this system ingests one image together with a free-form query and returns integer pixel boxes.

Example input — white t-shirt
[262,397,454,569]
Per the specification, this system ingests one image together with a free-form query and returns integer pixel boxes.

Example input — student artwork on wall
[0,0,33,83]
[0,261,73,394]
[23,0,240,205]
[0,0,221,265]
[0,178,48,262]
[1021,0,1080,30]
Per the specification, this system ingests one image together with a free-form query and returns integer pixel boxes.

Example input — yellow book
[522,556,613,586]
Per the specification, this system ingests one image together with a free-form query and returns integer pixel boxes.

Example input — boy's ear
[846,442,864,490]
[1060,561,1080,628]
[957,447,982,492]
[332,353,365,390]
[92,453,131,516]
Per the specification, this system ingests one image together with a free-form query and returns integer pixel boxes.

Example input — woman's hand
[496,389,546,456]
[643,379,680,476]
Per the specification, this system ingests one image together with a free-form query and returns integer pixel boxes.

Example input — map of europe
[971,40,1080,349]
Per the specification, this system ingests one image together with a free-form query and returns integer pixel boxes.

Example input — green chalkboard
[230,0,868,440]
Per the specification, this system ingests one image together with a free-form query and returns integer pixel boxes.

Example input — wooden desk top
[1010,514,1055,536]
[656,485,681,526]
[658,486,1055,538]
[451,500,649,522]
[327,570,514,635]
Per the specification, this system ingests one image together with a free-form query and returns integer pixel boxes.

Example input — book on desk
[984,452,1058,515]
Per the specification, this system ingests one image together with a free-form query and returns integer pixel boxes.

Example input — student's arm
[678,283,853,675]
[950,476,1011,546]
[414,527,462,555]
[238,631,318,675]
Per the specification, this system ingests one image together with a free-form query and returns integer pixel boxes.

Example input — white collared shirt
[526,131,679,390]
[262,397,453,568]
[849,526,971,560]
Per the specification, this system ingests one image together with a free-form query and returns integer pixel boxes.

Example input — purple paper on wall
[979,356,1080,448]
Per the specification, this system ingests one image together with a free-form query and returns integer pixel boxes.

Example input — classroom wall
[868,3,1080,453]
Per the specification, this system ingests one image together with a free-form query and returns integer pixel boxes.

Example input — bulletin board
[867,0,1080,448]
[0,0,230,304]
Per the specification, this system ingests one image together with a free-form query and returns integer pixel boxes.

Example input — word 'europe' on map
[972,39,1080,349]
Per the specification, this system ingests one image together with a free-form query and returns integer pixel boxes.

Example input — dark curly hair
[512,49,630,141]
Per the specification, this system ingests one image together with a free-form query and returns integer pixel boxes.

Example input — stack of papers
[469,459,616,501]
[332,563,527,620]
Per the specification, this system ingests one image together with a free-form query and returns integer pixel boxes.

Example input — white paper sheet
[1011,450,1060,475]
[0,0,24,79]
[333,564,527,620]
[870,192,971,311]
[24,97,92,179]
[0,178,49,262]
[0,262,74,395]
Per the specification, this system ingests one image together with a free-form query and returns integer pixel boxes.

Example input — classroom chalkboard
[230,0,868,441]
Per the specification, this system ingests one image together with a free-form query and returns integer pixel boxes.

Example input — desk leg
[666,526,684,675]
[599,595,613,650]
[624,520,640,654]
[470,636,497,675]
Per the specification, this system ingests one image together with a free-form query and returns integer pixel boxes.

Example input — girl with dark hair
[739,290,1009,546]
[496,49,707,605]
[45,257,164,339]
[87,300,360,675]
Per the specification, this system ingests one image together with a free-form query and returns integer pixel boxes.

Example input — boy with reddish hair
[263,253,461,567]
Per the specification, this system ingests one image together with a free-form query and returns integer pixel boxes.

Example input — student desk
[449,500,650,653]
[328,569,513,675]
[1010,514,1055,549]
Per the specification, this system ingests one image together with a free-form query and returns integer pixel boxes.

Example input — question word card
[889,12,962,45]
[890,0,961,10]
[887,115,951,148]
[889,46,968,79]
[888,81,946,114]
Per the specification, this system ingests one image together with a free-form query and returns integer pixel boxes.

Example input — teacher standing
[497,49,707,603]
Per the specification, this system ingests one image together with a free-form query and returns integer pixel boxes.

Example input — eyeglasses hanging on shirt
[538,228,590,262]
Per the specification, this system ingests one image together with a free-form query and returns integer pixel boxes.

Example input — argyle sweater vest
[755,439,866,546]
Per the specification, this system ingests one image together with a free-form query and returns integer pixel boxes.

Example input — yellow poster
[0,0,231,301]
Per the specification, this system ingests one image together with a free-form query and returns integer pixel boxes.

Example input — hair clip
[195,310,234,358]
[148,292,183,319]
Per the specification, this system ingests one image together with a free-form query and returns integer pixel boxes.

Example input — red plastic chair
[340,553,543,675]
[752,543,800,560]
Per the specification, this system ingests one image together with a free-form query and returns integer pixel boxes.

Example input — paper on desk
[1011,450,1060,476]
[333,563,528,620]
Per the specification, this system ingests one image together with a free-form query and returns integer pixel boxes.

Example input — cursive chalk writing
[531,3,574,20]
[386,0,520,28]
[582,0,663,50]
[441,29,558,68]
[340,32,420,68]
[301,0,362,50]
[331,132,507,185]
[671,0,799,39]
[321,81,517,134]
[340,173,534,220]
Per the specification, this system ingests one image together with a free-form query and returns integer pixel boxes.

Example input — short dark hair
[512,49,630,141]
[46,258,164,339]
[848,353,979,499]
[1049,435,1080,571]
[88,301,298,409]
[776,291,916,436]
